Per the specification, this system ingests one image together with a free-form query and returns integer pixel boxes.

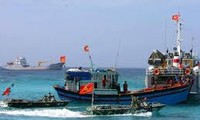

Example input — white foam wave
[0,105,152,118]
[0,101,8,108]
[133,112,152,117]
[92,112,152,117]
[67,106,85,109]
[0,108,88,118]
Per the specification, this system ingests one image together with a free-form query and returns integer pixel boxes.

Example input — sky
[0,0,199,68]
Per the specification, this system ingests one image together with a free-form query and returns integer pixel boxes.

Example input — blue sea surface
[0,68,200,120]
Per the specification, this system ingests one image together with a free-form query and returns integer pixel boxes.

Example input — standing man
[102,75,106,89]
[123,81,128,92]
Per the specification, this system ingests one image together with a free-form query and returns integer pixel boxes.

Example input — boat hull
[4,99,69,108]
[54,81,193,105]
[1,63,65,70]
[87,106,147,115]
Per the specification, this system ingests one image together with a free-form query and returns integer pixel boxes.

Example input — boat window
[66,75,75,81]
[96,74,100,81]
[174,52,179,56]
[169,53,173,58]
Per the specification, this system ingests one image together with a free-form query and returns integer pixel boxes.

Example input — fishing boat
[87,96,165,115]
[1,56,66,70]
[54,67,194,105]
[4,94,69,108]
[54,14,200,105]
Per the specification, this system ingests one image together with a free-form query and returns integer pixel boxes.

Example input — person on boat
[179,75,185,85]
[168,77,174,87]
[42,95,49,102]
[102,75,107,89]
[174,74,179,83]
[123,81,128,92]
[131,96,140,109]
[139,97,149,108]
[184,77,190,84]
[48,92,56,102]
[131,96,149,110]
[151,77,157,88]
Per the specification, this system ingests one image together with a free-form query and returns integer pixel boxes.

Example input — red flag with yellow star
[83,45,89,52]
[60,56,66,63]
[172,14,180,21]
[2,87,11,96]
[79,83,94,95]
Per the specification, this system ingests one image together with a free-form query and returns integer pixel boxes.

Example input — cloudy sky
[0,0,199,68]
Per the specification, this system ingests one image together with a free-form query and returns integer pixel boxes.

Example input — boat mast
[91,87,94,106]
[176,14,182,56]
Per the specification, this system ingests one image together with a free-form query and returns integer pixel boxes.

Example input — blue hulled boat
[54,67,194,105]
[54,14,199,105]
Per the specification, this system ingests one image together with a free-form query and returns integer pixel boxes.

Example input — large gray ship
[1,56,66,70]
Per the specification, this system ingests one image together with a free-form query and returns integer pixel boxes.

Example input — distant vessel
[1,56,66,70]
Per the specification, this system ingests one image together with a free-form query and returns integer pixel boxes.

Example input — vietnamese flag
[79,83,94,95]
[172,15,180,21]
[60,56,66,63]
[2,87,11,96]
[84,45,89,52]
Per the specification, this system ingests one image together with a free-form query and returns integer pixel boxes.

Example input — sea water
[0,68,200,120]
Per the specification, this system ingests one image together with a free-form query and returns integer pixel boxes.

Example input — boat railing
[146,67,188,76]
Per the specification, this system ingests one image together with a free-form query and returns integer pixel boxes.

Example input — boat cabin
[145,49,197,89]
[64,68,119,93]
[7,57,29,67]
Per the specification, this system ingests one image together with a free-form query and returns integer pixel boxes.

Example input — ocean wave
[0,108,89,118]
[132,112,152,117]
[0,105,152,118]
[67,106,86,109]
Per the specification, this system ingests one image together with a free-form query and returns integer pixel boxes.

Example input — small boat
[87,97,165,115]
[4,95,69,108]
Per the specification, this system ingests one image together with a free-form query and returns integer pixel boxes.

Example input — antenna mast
[114,40,121,69]
[175,13,182,56]
[84,45,94,70]
[164,19,167,51]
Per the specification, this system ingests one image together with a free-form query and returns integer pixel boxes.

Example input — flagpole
[84,45,94,70]
[88,52,94,70]
[83,45,94,108]
[91,84,94,107]
[114,40,121,70]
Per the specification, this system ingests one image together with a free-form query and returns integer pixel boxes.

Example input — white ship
[1,56,66,70]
